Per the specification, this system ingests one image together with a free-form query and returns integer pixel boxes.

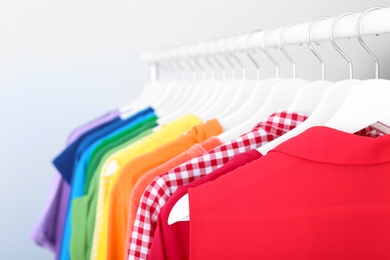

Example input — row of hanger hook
[154,6,383,81]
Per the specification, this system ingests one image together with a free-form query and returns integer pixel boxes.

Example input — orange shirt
[124,136,223,257]
[106,120,223,260]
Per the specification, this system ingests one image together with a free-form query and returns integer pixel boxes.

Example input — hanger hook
[230,35,246,79]
[166,60,177,81]
[169,46,186,80]
[263,27,280,78]
[245,29,263,80]
[156,60,166,81]
[330,12,356,80]
[307,17,331,81]
[203,55,216,79]
[160,49,175,81]
[182,50,197,81]
[186,44,199,80]
[220,37,237,79]
[357,6,384,79]
[201,41,216,79]
[204,38,226,80]
[156,48,169,81]
[211,38,228,80]
[162,45,180,80]
[174,52,187,80]
[191,43,207,80]
[154,51,165,81]
[279,23,297,79]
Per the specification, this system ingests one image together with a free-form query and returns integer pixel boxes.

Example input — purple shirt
[31,110,119,258]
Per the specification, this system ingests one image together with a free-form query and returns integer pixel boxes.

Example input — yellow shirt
[90,114,201,260]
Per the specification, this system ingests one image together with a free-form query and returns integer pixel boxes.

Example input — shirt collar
[252,111,308,134]
[271,126,390,165]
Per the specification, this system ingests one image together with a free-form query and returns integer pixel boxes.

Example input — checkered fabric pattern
[127,111,308,260]
[355,127,382,138]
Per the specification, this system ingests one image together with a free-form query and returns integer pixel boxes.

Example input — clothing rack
[142,7,390,82]
[32,5,390,260]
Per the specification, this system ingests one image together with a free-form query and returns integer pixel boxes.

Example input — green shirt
[83,114,158,193]
[70,117,157,260]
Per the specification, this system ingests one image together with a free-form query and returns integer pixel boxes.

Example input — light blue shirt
[59,110,156,260]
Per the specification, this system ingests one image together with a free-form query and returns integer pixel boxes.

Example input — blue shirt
[53,107,154,183]
[59,109,157,260]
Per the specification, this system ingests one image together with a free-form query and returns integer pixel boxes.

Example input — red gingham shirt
[127,111,308,259]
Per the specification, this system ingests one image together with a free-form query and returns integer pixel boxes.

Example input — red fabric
[189,126,390,260]
[129,111,308,259]
[148,150,262,260]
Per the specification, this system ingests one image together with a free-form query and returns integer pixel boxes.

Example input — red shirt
[148,150,262,260]
[129,111,307,259]
[189,126,390,260]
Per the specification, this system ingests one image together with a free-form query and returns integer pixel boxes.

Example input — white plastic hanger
[119,54,186,120]
[159,46,211,112]
[281,20,333,114]
[192,54,230,116]
[156,38,245,125]
[167,9,386,224]
[195,37,250,121]
[148,35,254,127]
[168,25,311,225]
[284,21,333,114]
[152,58,193,113]
[324,7,390,133]
[191,40,237,117]
[156,49,212,123]
[214,31,278,121]
[117,52,165,116]
[118,78,163,119]
[166,31,281,224]
[216,30,284,124]
[218,26,310,143]
[202,36,260,123]
[117,82,152,115]
[121,44,210,124]
[186,47,225,115]
[158,42,224,119]
[258,14,363,155]
[167,43,224,115]
[193,35,265,125]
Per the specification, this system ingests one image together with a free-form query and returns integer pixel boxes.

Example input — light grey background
[0,0,389,259]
